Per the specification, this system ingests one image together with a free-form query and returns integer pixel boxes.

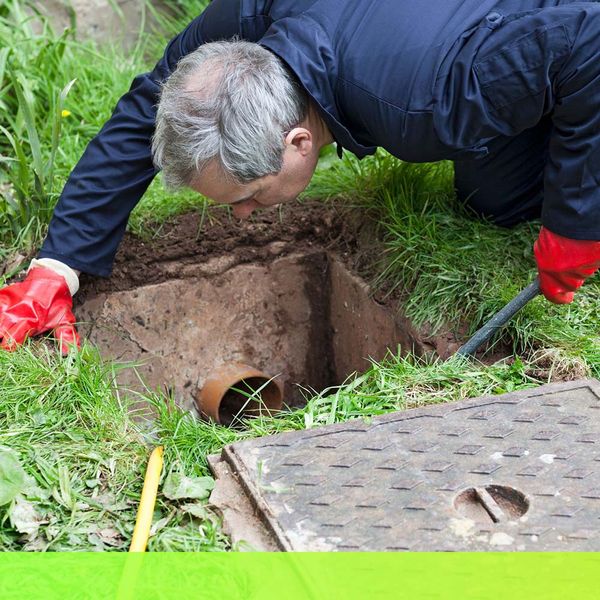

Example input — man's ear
[285,127,313,156]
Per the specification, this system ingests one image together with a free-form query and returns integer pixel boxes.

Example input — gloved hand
[0,267,80,353]
[534,226,600,304]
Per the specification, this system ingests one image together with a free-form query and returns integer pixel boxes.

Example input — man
[1,0,600,352]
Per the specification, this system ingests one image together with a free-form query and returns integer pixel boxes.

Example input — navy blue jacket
[40,0,600,275]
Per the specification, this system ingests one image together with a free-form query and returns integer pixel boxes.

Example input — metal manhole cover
[208,379,600,551]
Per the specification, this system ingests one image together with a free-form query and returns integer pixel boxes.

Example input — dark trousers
[454,118,551,227]
[447,3,600,239]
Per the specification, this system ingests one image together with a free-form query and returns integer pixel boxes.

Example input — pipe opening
[219,376,283,426]
[196,363,284,426]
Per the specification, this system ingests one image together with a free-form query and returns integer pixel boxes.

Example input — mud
[77,201,345,295]
[75,201,442,413]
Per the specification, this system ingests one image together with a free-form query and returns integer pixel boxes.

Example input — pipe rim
[196,362,283,426]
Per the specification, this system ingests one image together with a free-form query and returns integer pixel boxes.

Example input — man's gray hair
[152,40,309,188]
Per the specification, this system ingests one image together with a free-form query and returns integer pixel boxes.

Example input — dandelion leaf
[163,471,214,501]
[0,448,26,505]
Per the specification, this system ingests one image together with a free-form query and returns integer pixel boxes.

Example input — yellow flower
[61,109,72,118]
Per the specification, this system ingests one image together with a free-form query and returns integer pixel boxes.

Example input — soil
[30,0,172,51]
[77,199,463,358]
[74,200,451,411]
[72,200,508,413]
[77,201,350,297]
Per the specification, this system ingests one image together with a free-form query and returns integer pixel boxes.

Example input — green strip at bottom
[0,553,596,599]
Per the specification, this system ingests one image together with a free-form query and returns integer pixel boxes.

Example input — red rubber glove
[534,226,600,304]
[0,267,80,353]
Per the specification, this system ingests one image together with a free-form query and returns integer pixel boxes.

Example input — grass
[0,0,598,553]
[0,0,211,260]
[308,150,600,374]
[0,343,229,551]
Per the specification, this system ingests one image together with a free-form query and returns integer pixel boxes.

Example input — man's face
[190,129,318,219]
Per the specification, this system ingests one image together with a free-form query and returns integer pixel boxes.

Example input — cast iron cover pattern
[215,380,600,550]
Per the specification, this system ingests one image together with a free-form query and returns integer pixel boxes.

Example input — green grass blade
[0,124,30,200]
[47,78,76,193]
[10,72,44,188]
[0,47,10,93]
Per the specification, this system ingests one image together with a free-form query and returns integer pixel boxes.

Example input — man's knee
[454,162,543,227]
[453,120,550,227]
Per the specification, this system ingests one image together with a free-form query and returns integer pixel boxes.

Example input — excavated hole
[77,250,421,415]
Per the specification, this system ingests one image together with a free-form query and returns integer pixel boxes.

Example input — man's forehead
[191,161,253,203]
[196,158,225,182]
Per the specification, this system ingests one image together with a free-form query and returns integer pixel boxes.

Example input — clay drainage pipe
[196,363,283,427]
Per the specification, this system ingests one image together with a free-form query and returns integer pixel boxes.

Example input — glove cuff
[28,259,80,296]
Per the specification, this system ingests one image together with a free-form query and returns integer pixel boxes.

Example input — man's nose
[232,201,256,219]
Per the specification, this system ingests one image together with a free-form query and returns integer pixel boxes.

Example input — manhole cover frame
[209,379,600,551]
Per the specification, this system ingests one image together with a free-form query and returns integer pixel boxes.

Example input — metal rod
[456,277,541,357]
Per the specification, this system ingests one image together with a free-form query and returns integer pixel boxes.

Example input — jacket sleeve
[38,0,242,276]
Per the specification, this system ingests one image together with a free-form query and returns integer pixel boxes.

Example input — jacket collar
[259,15,377,158]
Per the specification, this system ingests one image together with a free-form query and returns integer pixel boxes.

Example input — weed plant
[0,343,229,551]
